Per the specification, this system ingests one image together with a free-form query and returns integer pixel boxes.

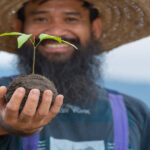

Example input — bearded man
[0,0,150,150]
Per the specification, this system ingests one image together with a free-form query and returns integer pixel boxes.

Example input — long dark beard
[17,38,105,108]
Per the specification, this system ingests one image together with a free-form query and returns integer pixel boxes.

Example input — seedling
[0,32,77,112]
[0,32,77,74]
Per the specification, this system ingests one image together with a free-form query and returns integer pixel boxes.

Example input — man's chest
[37,105,136,150]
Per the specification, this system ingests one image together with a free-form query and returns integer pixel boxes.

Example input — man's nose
[43,22,68,37]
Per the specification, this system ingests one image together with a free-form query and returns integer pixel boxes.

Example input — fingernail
[45,90,52,96]
[32,89,40,95]
[17,87,25,93]
[0,86,6,89]
[59,94,64,99]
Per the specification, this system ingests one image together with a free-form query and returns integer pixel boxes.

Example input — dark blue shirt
[0,76,150,150]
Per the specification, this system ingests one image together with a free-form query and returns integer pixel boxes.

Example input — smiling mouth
[45,43,70,48]
[39,42,73,53]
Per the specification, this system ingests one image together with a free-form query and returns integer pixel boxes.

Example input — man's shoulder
[100,86,149,113]
[122,92,150,122]
[120,91,150,115]
[100,87,150,124]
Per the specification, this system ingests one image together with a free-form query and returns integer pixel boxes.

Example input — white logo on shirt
[50,137,105,150]
[60,104,90,114]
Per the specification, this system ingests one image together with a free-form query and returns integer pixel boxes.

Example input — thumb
[0,86,7,108]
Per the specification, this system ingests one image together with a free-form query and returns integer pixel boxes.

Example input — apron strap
[109,92,129,150]
[22,133,40,150]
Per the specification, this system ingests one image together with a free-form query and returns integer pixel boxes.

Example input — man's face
[16,0,101,62]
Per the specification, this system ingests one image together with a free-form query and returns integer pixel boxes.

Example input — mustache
[35,36,80,46]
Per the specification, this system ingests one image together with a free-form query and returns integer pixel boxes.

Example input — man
[0,0,150,149]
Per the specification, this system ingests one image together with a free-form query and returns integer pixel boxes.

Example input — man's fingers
[0,86,7,107]
[0,86,7,98]
[37,90,53,117]
[5,87,25,121]
[49,95,63,117]
[38,94,63,126]
[19,89,40,122]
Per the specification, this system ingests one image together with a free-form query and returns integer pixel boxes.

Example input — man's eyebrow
[30,10,50,15]
[30,10,81,17]
[63,11,81,17]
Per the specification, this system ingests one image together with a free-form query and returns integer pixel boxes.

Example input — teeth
[45,44,69,48]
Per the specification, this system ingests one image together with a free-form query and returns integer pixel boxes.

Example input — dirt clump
[5,74,58,113]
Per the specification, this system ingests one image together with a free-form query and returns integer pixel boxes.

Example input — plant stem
[32,38,42,74]
[30,37,36,74]
[32,46,36,74]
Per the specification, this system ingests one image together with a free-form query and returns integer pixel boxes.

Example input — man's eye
[33,17,48,22]
[65,17,78,22]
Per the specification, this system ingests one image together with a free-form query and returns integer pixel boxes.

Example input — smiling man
[0,0,150,150]
[17,0,101,62]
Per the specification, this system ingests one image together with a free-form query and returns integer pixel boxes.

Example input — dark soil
[5,74,58,113]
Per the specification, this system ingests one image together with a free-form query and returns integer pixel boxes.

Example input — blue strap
[109,92,129,150]
[22,133,40,150]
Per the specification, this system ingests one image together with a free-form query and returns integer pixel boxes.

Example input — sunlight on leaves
[17,34,32,48]
[62,40,78,50]
[39,33,78,50]
[0,32,22,36]
[39,33,62,43]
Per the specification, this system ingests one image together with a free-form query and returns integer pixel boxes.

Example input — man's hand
[0,86,63,136]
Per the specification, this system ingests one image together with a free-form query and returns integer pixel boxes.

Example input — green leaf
[17,34,32,48]
[62,40,78,50]
[39,34,62,43]
[39,33,78,50]
[0,32,23,37]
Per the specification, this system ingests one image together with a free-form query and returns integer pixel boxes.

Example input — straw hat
[0,0,150,54]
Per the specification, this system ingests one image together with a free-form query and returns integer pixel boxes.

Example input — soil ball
[5,74,58,113]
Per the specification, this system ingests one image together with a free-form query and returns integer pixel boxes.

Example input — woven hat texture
[0,0,150,53]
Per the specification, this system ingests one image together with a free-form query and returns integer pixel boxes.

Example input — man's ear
[92,18,102,39]
[13,19,23,32]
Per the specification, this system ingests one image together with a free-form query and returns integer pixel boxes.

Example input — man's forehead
[26,0,84,8]
[25,0,87,14]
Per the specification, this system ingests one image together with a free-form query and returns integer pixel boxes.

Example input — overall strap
[22,133,40,150]
[108,91,129,150]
